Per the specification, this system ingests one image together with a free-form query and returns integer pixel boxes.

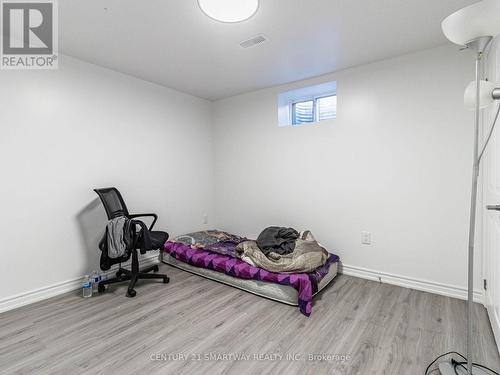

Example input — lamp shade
[464,80,497,110]
[442,0,500,46]
[198,0,259,23]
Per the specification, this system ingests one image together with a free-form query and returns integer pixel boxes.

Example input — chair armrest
[129,213,157,231]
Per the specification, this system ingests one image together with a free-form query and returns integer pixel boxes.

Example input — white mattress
[161,252,338,306]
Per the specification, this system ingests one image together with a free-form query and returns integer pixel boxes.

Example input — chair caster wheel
[153,265,159,272]
[163,277,170,284]
[98,284,106,293]
[126,289,136,297]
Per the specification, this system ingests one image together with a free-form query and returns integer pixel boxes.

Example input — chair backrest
[94,187,130,220]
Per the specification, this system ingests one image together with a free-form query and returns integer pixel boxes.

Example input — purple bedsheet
[163,241,340,316]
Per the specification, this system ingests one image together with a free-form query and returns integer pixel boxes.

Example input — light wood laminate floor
[1,263,499,375]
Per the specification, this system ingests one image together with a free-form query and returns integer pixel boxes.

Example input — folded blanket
[173,230,246,257]
[236,230,329,273]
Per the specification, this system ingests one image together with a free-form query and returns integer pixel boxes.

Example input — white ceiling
[60,0,478,100]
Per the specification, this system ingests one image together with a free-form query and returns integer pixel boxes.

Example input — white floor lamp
[439,1,500,374]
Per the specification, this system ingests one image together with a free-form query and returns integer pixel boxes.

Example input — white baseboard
[340,264,484,303]
[0,257,484,314]
[0,254,160,314]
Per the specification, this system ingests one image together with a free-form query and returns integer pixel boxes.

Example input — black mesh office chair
[94,187,169,297]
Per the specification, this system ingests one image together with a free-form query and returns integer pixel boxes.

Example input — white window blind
[316,95,337,121]
[292,100,314,124]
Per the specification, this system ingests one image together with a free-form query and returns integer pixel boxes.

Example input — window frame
[277,80,337,127]
[290,93,337,126]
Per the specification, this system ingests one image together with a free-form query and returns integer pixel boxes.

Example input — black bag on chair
[98,218,153,270]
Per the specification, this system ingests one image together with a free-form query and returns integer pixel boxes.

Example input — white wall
[213,45,479,295]
[0,56,214,303]
[0,45,480,309]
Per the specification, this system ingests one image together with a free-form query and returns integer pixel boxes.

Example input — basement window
[278,81,337,126]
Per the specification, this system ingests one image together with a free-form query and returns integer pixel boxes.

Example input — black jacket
[256,226,299,256]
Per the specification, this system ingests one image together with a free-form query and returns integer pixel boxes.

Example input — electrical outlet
[203,214,208,225]
[361,231,371,245]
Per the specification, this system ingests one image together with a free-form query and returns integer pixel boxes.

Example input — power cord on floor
[425,352,467,374]
[424,351,500,375]
[451,359,500,375]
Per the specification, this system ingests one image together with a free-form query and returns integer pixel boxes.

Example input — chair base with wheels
[98,248,169,297]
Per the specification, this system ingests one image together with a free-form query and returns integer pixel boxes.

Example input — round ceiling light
[198,0,259,23]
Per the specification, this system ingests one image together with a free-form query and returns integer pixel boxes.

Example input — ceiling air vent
[240,34,267,49]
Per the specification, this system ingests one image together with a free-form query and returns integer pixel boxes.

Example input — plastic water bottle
[83,275,92,298]
[91,270,99,293]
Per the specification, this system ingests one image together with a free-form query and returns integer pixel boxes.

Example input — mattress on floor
[161,252,338,306]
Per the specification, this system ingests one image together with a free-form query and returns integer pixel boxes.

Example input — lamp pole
[465,49,481,375]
